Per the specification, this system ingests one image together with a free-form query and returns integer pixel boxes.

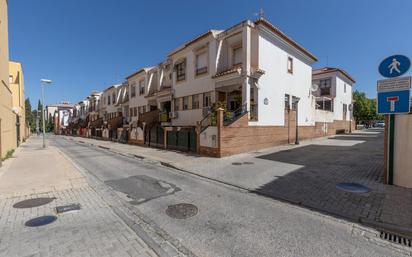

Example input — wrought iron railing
[223,104,248,126]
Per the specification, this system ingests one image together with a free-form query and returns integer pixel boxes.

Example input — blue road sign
[379,55,410,78]
[377,89,410,114]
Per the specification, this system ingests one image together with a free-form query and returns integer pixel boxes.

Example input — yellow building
[9,61,26,144]
[0,0,17,159]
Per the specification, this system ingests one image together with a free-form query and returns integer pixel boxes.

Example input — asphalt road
[52,136,407,257]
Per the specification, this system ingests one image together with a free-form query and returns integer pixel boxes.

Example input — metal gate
[145,126,164,148]
[166,128,196,152]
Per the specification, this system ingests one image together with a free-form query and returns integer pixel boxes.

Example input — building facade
[0,1,18,159]
[9,61,26,144]
[62,18,355,157]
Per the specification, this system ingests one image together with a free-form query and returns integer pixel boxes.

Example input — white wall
[127,72,148,123]
[333,76,353,121]
[257,32,314,126]
[200,126,218,148]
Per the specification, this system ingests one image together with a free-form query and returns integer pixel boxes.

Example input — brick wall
[213,108,355,157]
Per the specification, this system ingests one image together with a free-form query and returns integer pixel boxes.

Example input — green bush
[2,149,14,161]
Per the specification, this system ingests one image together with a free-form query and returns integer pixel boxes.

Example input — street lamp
[40,79,52,148]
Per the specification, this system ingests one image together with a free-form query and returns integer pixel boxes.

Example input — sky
[8,0,412,108]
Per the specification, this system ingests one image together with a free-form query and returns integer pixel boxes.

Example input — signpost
[377,55,411,185]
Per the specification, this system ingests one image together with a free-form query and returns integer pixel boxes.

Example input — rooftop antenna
[254,8,265,20]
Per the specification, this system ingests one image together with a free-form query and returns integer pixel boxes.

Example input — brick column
[216,108,224,157]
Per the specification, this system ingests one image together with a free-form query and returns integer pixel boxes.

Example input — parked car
[375,121,385,128]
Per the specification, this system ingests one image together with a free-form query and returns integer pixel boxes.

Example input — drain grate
[13,197,56,209]
[56,203,81,214]
[25,215,57,227]
[380,231,412,247]
[232,162,242,165]
[243,162,254,165]
[166,203,198,219]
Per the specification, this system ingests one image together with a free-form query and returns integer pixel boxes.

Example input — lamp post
[40,79,52,148]
[293,97,300,145]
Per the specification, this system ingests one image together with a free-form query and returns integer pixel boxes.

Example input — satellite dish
[310,83,319,92]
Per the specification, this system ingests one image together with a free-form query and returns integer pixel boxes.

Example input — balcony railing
[223,104,248,126]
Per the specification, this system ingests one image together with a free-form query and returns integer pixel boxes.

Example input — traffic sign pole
[387,114,395,185]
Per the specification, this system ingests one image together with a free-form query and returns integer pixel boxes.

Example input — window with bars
[183,96,189,110]
[139,80,145,95]
[131,84,136,97]
[174,98,180,111]
[192,94,200,109]
[195,51,208,75]
[203,92,211,108]
[175,60,186,82]
[232,45,242,66]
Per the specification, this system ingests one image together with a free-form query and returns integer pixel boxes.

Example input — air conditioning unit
[169,112,178,119]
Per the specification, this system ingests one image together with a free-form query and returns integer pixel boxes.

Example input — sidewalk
[65,130,412,238]
[0,136,158,257]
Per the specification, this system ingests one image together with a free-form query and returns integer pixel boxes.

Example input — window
[195,51,208,75]
[232,45,242,66]
[287,57,293,74]
[319,79,331,96]
[203,92,211,108]
[175,60,186,82]
[183,96,189,110]
[107,95,111,105]
[192,94,200,109]
[139,80,145,95]
[9,75,13,83]
[174,98,180,111]
[112,93,116,104]
[344,83,347,93]
[316,99,333,111]
[284,94,290,110]
[131,83,136,97]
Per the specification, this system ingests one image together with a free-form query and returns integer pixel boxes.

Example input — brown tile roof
[313,67,356,83]
[254,18,317,62]
[212,67,241,78]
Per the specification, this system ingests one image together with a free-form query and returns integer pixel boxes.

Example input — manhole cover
[56,203,81,214]
[166,203,198,219]
[336,183,371,193]
[13,197,56,209]
[25,215,57,227]
[232,162,242,165]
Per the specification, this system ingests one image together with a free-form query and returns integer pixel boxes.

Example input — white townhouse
[312,67,355,133]
[99,84,121,122]
[154,18,320,155]
[126,67,152,126]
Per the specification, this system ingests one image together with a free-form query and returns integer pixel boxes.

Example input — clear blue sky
[8,0,412,108]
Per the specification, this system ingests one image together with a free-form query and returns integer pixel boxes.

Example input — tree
[25,98,34,130]
[353,90,383,124]
[47,113,54,132]
[37,99,44,132]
